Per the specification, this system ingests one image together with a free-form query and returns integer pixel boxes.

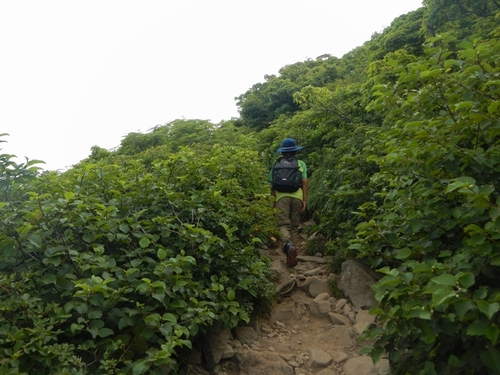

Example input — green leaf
[43,256,61,266]
[119,316,134,330]
[459,48,476,59]
[131,259,142,267]
[431,274,456,286]
[477,301,500,320]
[88,310,103,319]
[490,207,500,221]
[168,299,183,308]
[395,248,411,259]
[162,313,177,323]
[432,287,455,306]
[419,310,432,320]
[411,219,422,232]
[481,346,500,374]
[448,354,459,367]
[64,301,75,313]
[444,59,459,69]
[227,290,235,301]
[445,177,476,193]
[470,233,485,245]
[190,323,200,337]
[458,41,474,49]
[486,325,500,345]
[446,180,466,193]
[27,234,42,248]
[424,333,436,344]
[70,323,84,335]
[132,361,150,375]
[42,273,56,284]
[139,237,151,248]
[438,250,452,258]
[488,101,500,114]
[474,287,488,300]
[75,303,88,315]
[119,223,130,233]
[457,272,475,288]
[157,248,167,260]
[64,191,75,199]
[467,320,487,336]
[87,319,105,339]
[370,347,384,364]
[83,231,94,243]
[152,293,165,303]
[455,101,472,110]
[454,300,475,319]
[384,233,397,244]
[98,327,114,337]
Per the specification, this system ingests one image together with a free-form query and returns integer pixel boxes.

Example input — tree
[118,119,216,156]
[423,0,500,37]
[235,56,341,130]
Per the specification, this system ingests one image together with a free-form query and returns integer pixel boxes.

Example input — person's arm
[300,178,308,214]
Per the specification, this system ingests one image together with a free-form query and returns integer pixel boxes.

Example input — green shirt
[268,159,307,202]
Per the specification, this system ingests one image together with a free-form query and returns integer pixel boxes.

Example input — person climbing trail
[269,138,308,268]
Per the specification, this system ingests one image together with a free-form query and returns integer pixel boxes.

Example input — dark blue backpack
[272,157,302,192]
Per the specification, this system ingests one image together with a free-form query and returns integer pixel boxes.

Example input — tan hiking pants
[276,196,302,245]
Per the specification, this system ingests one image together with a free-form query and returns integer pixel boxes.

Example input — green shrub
[0,144,275,374]
[355,33,500,374]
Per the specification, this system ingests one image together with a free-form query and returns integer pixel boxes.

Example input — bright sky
[1,0,423,171]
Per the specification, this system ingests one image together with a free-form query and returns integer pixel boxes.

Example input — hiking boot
[282,241,293,255]
[283,241,297,268]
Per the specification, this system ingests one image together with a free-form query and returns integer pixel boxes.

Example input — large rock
[317,325,356,348]
[272,258,290,281]
[234,350,294,375]
[234,326,258,346]
[328,312,351,326]
[344,356,390,375]
[337,259,380,309]
[354,310,377,335]
[185,364,211,374]
[309,349,332,368]
[200,328,231,369]
[297,255,329,264]
[331,350,349,363]
[316,369,337,375]
[277,277,297,296]
[343,356,378,375]
[309,276,330,297]
[271,308,296,321]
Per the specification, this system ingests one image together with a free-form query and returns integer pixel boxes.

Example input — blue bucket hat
[276,138,303,154]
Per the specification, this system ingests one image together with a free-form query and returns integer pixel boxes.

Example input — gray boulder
[337,259,380,309]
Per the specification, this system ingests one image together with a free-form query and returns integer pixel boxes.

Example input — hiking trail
[186,221,390,375]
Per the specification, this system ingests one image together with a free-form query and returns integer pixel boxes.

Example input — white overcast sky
[1,0,423,171]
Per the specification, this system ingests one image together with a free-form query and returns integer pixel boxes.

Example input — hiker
[269,138,308,268]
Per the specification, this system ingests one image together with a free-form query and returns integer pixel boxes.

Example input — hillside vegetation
[1,0,500,373]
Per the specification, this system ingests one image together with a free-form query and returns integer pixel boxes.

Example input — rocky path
[185,230,389,375]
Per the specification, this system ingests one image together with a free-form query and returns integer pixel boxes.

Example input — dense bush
[356,32,500,374]
[0,144,275,374]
